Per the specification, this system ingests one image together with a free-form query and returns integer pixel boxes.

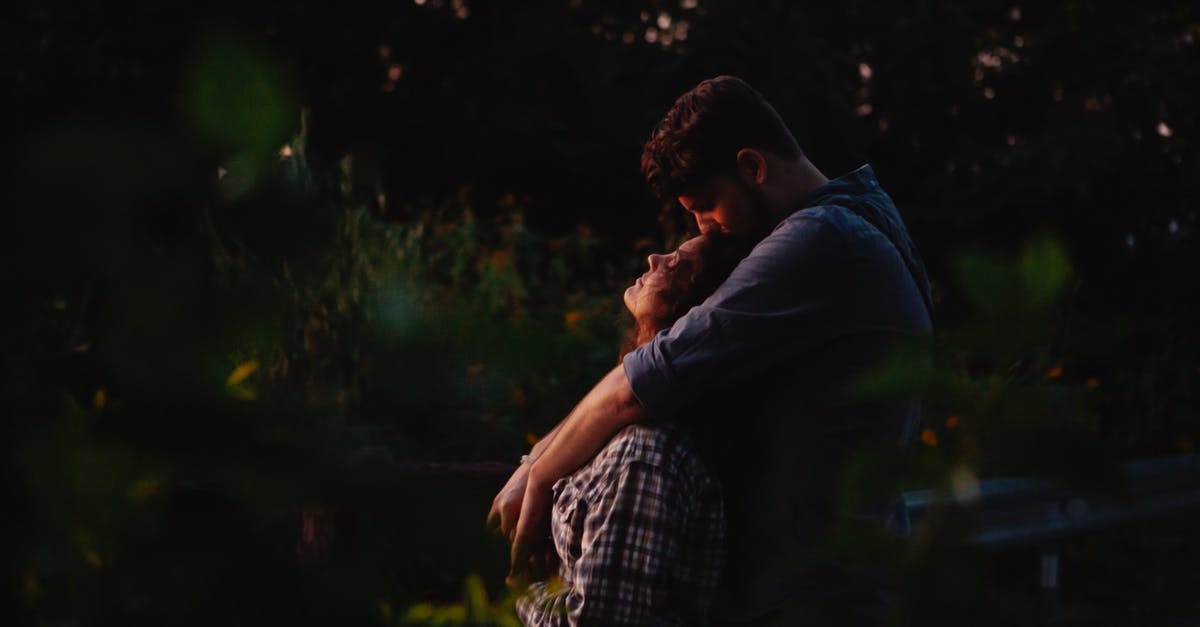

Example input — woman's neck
[617,317,669,365]
[634,320,668,347]
[634,329,659,347]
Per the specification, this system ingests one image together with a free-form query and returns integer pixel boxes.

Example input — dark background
[6,1,1198,625]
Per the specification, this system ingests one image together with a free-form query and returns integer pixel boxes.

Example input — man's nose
[694,213,718,235]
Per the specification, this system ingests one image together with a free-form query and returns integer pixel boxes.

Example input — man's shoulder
[733,206,850,272]
[777,202,879,243]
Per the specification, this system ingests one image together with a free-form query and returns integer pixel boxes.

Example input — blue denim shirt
[623,164,933,623]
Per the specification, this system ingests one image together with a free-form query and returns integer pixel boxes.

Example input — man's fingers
[510,474,553,577]
[487,496,520,539]
[499,501,519,539]
[510,525,530,576]
[510,506,548,574]
[486,503,499,530]
[510,507,542,578]
[505,567,532,590]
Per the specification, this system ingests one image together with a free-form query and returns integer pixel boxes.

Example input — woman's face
[623,235,708,326]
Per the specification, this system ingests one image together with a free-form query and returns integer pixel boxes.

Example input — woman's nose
[647,253,666,270]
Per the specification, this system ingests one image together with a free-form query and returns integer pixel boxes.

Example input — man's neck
[767,157,829,222]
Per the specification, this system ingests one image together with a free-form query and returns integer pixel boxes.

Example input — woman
[515,232,747,626]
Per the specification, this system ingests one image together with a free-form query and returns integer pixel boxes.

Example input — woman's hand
[487,462,530,541]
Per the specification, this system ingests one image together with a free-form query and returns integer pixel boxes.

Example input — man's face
[677,174,773,238]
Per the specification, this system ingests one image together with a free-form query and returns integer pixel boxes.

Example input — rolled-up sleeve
[623,214,854,421]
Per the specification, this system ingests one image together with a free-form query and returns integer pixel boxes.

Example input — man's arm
[510,365,645,575]
[622,216,853,421]
[529,365,645,488]
[489,368,642,539]
[624,211,931,423]
[488,416,569,537]
[509,218,835,574]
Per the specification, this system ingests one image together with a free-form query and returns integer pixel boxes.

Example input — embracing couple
[488,75,934,626]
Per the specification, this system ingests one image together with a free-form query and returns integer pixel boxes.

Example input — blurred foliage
[5,0,1199,625]
[829,236,1125,626]
[6,101,633,627]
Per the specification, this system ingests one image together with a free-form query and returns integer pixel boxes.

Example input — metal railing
[903,453,1200,620]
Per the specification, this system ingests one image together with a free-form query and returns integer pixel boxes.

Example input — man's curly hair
[641,75,802,205]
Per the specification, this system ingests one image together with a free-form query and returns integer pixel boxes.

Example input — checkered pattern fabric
[516,421,725,626]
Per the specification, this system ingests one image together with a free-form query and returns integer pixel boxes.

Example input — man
[490,75,934,625]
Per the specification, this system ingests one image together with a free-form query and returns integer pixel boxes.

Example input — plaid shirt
[516,421,725,626]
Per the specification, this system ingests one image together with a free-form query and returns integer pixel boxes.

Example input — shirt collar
[791,163,879,213]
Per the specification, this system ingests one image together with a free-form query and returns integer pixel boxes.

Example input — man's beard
[735,177,776,243]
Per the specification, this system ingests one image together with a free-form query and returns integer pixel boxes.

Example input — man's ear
[734,148,767,186]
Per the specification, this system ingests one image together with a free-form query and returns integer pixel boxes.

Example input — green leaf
[1019,236,1071,307]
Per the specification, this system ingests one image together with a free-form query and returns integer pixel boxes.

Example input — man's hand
[499,364,645,582]
[509,473,554,583]
[487,462,530,541]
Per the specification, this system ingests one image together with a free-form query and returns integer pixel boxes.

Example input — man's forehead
[681,175,731,203]
[677,183,715,210]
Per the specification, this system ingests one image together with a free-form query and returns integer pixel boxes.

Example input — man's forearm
[527,364,646,489]
[528,420,564,460]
